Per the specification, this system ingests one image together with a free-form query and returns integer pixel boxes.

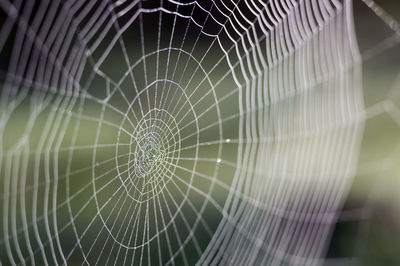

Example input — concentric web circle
[0,0,399,265]
[115,99,182,203]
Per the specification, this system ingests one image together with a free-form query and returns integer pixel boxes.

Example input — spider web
[0,0,398,265]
